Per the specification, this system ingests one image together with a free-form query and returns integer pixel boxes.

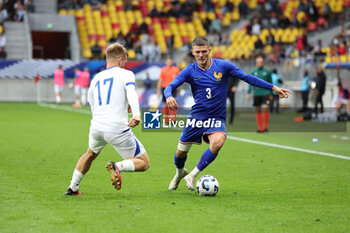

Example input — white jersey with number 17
[88,66,140,132]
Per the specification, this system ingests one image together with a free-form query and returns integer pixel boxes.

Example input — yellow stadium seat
[128,49,136,59]
[207,12,216,21]
[340,55,347,63]
[83,48,92,58]
[231,10,239,21]
[59,9,67,15]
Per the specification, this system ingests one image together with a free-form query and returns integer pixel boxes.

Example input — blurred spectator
[297,0,307,13]
[306,0,318,22]
[252,18,261,35]
[226,58,239,125]
[278,15,290,29]
[203,0,214,12]
[221,32,230,46]
[222,1,234,14]
[108,36,117,44]
[270,14,279,28]
[144,72,152,90]
[129,21,140,36]
[266,30,275,46]
[270,69,283,113]
[25,0,35,13]
[80,66,90,106]
[254,37,263,53]
[140,21,148,34]
[0,30,6,58]
[142,38,161,62]
[295,31,310,53]
[238,0,248,16]
[14,0,26,21]
[338,41,347,55]
[123,0,132,11]
[54,65,65,104]
[116,33,126,46]
[0,2,8,23]
[149,7,159,17]
[91,42,102,60]
[313,39,325,57]
[323,3,332,25]
[332,80,350,116]
[314,67,327,114]
[73,66,82,107]
[299,70,310,113]
[125,34,134,50]
[210,17,222,33]
[157,57,180,122]
[207,30,220,46]
[167,2,181,18]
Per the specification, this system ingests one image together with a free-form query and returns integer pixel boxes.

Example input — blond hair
[106,43,127,61]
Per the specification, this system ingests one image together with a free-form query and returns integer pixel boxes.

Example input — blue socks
[196,148,217,171]
[174,154,187,168]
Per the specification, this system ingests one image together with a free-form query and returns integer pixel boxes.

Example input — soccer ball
[196,175,219,196]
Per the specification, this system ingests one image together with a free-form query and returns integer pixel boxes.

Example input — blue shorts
[179,118,227,145]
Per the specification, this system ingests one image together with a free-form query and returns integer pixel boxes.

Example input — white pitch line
[227,135,350,161]
[38,103,91,115]
[38,103,350,161]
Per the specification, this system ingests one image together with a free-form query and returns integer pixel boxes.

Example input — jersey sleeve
[227,62,273,90]
[124,72,140,117]
[164,65,190,99]
[88,78,95,112]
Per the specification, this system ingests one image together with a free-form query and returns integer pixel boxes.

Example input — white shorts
[54,85,63,94]
[89,128,146,159]
[74,86,81,96]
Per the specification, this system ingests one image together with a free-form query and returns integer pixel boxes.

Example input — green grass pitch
[1,103,350,233]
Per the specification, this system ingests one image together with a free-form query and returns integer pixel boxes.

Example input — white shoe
[184,174,195,191]
[168,168,188,190]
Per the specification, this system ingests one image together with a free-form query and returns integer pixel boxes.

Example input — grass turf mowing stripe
[227,135,350,161]
[38,103,350,161]
[38,103,91,114]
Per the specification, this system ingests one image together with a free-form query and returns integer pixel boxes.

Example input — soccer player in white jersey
[65,43,150,195]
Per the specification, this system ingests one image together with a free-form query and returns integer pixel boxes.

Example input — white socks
[56,96,61,104]
[116,160,135,172]
[189,167,200,178]
[69,169,84,192]
[81,95,87,106]
[176,167,184,177]
[75,98,80,105]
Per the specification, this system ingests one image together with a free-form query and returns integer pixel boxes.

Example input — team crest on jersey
[214,71,222,81]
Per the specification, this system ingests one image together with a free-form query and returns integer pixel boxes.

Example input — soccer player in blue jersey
[165,36,292,191]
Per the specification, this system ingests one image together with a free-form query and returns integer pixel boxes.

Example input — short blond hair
[191,36,209,48]
[106,43,127,61]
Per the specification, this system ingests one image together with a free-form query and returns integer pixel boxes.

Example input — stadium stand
[55,0,350,66]
[0,59,79,78]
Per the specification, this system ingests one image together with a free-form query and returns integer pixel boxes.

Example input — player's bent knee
[139,153,150,171]
[86,148,98,160]
[209,138,225,154]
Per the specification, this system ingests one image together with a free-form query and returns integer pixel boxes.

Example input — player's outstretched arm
[128,115,140,128]
[166,96,178,111]
[272,85,292,98]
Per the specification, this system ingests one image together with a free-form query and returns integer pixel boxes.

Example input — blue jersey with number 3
[164,58,273,120]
